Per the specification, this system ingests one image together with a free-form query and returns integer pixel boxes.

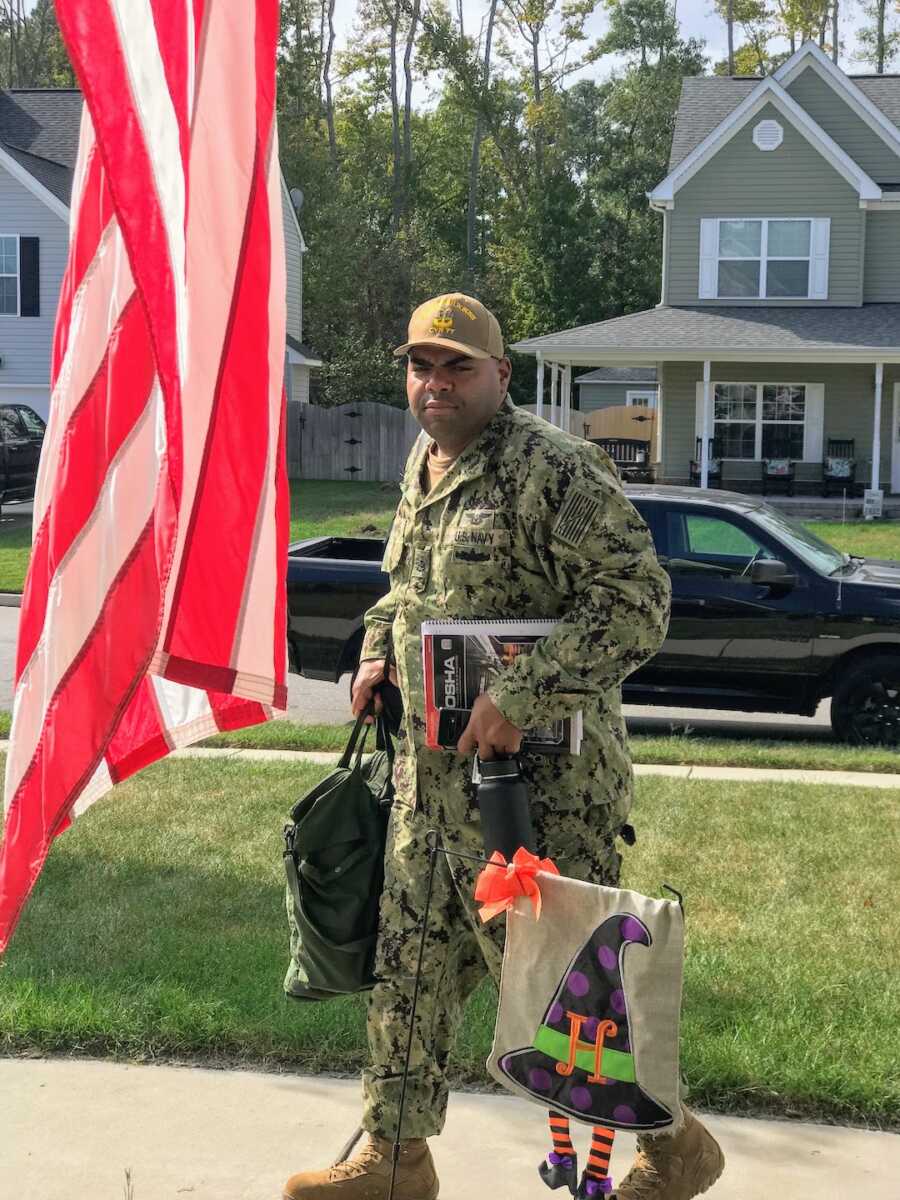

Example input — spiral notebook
[421,619,583,755]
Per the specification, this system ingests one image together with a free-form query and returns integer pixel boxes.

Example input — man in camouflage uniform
[283,295,724,1200]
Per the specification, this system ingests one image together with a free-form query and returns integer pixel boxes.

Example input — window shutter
[802,383,825,461]
[698,219,718,299]
[809,219,830,300]
[19,237,39,317]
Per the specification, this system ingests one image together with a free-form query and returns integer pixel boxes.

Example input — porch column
[655,361,664,472]
[562,365,572,432]
[549,361,559,426]
[535,352,545,421]
[872,361,884,492]
[700,360,712,489]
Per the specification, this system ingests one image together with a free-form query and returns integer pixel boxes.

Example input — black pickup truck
[0,403,45,511]
[287,485,900,745]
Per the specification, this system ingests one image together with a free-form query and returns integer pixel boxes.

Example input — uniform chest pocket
[451,526,511,559]
[449,528,512,594]
[382,521,408,574]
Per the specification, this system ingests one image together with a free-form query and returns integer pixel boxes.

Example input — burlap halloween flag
[487,871,684,1133]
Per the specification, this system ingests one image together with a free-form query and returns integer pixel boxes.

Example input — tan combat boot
[614,1109,724,1200]
[282,1134,439,1200]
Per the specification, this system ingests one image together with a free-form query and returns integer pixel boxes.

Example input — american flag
[0,0,288,952]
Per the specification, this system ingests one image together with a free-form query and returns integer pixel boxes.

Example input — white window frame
[0,234,20,317]
[699,217,830,300]
[626,389,657,408]
[712,382,807,460]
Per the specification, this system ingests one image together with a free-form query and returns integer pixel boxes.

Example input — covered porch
[512,305,900,506]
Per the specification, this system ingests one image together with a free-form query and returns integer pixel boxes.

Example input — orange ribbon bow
[474,847,560,923]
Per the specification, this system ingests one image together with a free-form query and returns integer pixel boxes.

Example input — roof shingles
[668,73,900,171]
[514,305,900,355]
[0,89,82,206]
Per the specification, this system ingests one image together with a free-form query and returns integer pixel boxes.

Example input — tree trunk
[388,3,403,233]
[531,26,543,182]
[832,0,839,63]
[727,0,734,74]
[323,0,338,164]
[878,0,886,73]
[402,0,421,206]
[466,0,498,282]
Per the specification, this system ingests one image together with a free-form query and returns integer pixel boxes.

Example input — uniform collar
[404,398,515,512]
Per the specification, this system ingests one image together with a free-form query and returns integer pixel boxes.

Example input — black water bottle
[476,755,535,860]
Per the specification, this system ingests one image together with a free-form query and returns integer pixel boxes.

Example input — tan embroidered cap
[394,292,505,360]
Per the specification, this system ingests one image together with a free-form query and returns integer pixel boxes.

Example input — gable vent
[753,119,783,151]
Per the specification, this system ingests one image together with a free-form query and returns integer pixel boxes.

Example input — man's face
[406,345,512,451]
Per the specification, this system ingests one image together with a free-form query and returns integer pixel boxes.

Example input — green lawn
[289,479,399,542]
[2,756,898,1127]
[2,711,899,773]
[807,520,900,560]
[0,524,33,592]
[0,480,401,593]
[197,718,900,775]
[0,481,895,593]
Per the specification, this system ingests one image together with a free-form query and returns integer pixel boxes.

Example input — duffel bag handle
[339,703,374,771]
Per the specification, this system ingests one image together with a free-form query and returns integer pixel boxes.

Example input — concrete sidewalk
[2,1058,898,1200]
[107,742,900,790]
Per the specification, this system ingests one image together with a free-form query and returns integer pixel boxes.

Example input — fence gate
[288,400,421,482]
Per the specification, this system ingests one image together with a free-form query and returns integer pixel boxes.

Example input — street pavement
[3,1058,898,1200]
[0,605,835,735]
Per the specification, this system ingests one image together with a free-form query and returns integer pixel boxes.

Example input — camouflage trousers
[361,781,624,1140]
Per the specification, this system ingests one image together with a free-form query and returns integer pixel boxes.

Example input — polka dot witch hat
[497,912,674,1130]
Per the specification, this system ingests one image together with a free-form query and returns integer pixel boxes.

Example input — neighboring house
[515,42,900,498]
[575,367,658,415]
[0,88,313,422]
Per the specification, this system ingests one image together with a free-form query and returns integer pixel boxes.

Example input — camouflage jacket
[361,400,671,826]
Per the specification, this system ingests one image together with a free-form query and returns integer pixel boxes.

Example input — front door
[893,384,900,494]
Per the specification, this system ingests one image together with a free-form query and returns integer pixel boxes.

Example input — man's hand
[457,694,523,760]
[351,658,399,723]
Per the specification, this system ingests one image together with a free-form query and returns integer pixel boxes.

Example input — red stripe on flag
[162,133,271,669]
[0,518,161,952]
[211,694,271,733]
[273,392,289,696]
[104,677,170,784]
[51,147,115,381]
[17,295,156,678]
[55,0,184,509]
[1,0,287,956]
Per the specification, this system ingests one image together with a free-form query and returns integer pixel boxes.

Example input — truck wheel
[831,655,900,745]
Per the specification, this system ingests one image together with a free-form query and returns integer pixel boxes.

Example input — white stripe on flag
[68,104,96,235]
[73,758,114,818]
[35,220,134,529]
[108,0,188,380]
[5,383,166,807]
[151,674,214,745]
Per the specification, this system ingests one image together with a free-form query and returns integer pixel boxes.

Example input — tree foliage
[277,0,708,406]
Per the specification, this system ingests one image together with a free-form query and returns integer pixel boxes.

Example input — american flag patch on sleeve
[552,485,602,548]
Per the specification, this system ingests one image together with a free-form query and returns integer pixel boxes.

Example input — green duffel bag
[282,710,394,1001]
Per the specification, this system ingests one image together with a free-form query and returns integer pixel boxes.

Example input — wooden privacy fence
[285,401,421,482]
[582,406,657,444]
[514,403,658,451]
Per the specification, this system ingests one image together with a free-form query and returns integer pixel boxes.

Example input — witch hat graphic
[498,912,674,1131]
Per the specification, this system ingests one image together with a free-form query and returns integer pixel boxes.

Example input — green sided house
[514,41,900,505]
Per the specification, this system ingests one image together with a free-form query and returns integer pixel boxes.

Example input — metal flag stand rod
[387,832,493,1200]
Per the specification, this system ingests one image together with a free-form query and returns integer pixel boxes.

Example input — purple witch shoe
[540,1151,579,1194]
[576,1175,613,1198]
